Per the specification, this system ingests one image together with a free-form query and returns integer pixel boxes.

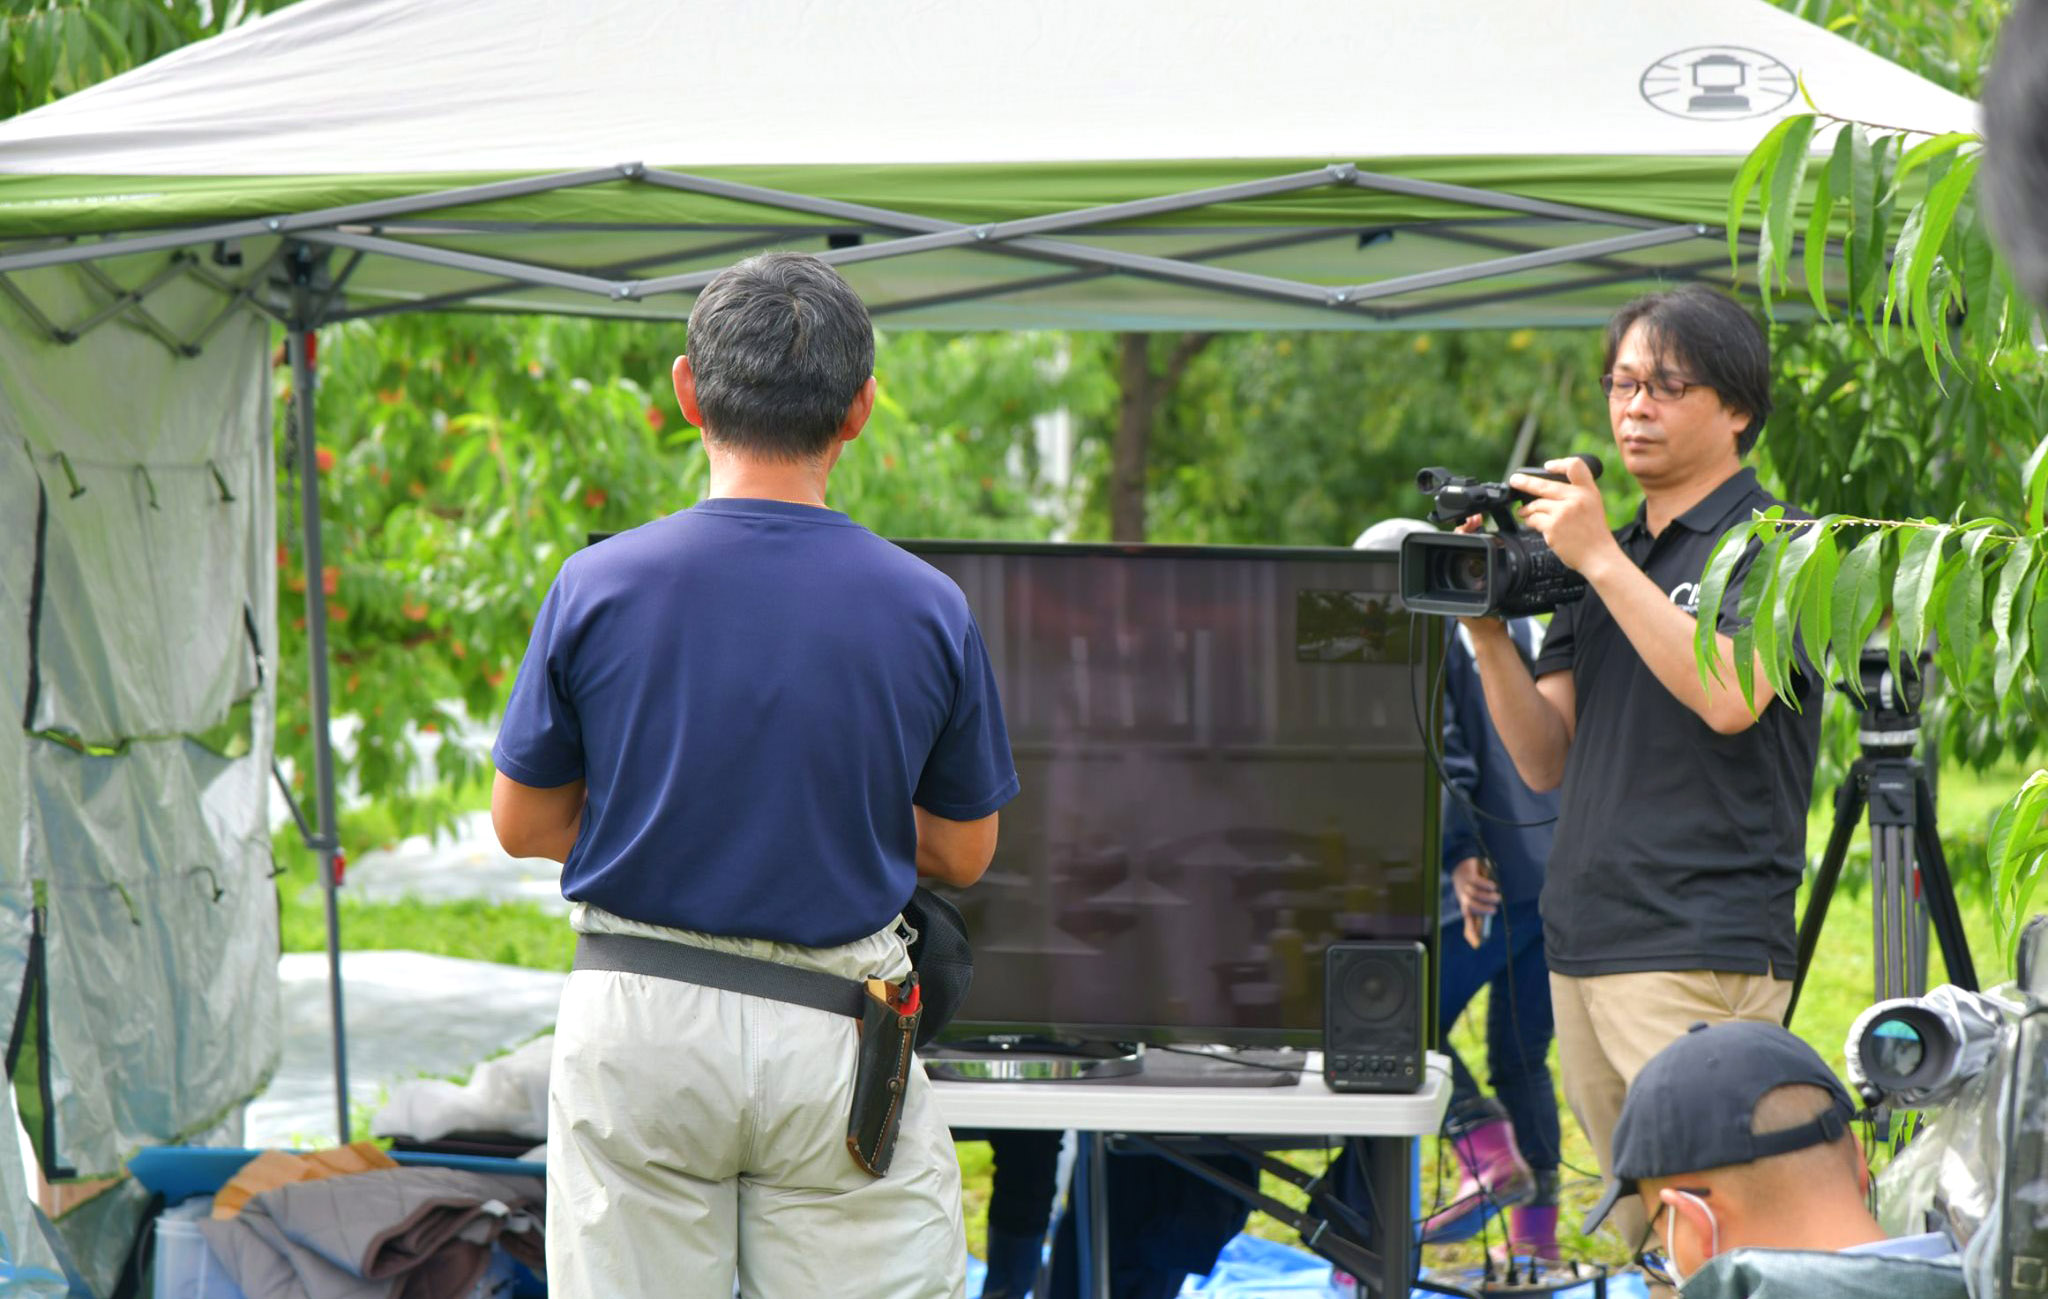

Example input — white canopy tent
[0,0,1975,1291]
[0,0,1976,331]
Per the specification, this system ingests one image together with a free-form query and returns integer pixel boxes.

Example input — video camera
[1849,984,2010,1110]
[1858,916,2048,1291]
[1398,455,1604,618]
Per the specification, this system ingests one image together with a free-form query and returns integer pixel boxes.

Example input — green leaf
[1994,534,2037,641]
[1832,528,1885,689]
[1804,137,1839,319]
[1732,608,1757,714]
[1987,770,2048,953]
[1891,524,1948,667]
[2024,434,2048,532]
[1734,516,1788,711]
[1995,537,2041,701]
[1934,526,1995,680]
[1856,134,1898,326]
[1759,116,1819,310]
[1958,204,1999,359]
[1904,155,1978,377]
[1886,199,1928,345]
[1797,525,1839,673]
[1751,526,1796,703]
[1772,516,1830,700]
[1892,131,1979,197]
[1695,517,1762,687]
[2033,568,2048,717]
[1729,114,1810,279]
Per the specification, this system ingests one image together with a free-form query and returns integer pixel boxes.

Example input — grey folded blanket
[199,1166,544,1299]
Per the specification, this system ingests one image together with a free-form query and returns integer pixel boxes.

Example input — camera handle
[1787,752,1978,1027]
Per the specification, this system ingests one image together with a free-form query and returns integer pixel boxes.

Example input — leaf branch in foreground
[1988,769,2048,959]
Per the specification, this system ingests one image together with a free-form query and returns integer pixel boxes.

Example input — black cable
[1147,1043,1304,1075]
[1407,617,1559,832]
[1408,615,1605,1187]
[1411,628,1531,1255]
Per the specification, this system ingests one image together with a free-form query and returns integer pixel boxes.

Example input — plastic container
[152,1206,245,1299]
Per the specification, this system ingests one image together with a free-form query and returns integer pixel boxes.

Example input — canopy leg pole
[287,281,350,1145]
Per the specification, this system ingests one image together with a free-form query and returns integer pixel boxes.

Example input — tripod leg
[1790,768,1867,1025]
[1865,764,1924,1002]
[1912,774,1978,991]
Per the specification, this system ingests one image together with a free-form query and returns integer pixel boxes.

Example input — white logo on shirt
[1669,582,1701,616]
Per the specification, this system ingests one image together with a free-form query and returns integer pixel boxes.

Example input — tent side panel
[0,268,267,745]
[0,282,278,1178]
[0,441,65,1292]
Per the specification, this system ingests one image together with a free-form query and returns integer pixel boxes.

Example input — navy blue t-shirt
[492,498,1020,947]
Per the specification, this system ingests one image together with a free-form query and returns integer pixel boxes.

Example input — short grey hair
[685,252,875,460]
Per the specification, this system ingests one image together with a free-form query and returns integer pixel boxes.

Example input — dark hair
[1984,0,2048,312]
[1603,285,1773,455]
[685,252,875,460]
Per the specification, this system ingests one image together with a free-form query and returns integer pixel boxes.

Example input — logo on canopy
[1640,47,1798,120]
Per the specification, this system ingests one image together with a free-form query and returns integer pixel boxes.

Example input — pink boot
[1489,1203,1562,1268]
[1420,1117,1536,1243]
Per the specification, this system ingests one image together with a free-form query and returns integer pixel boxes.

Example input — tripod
[1787,650,1977,1026]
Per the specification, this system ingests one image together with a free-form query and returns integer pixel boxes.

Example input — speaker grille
[1336,954,1407,1024]
[1323,940,1427,1093]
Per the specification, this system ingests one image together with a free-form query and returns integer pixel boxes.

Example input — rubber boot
[979,1227,1045,1299]
[1494,1203,1561,1267]
[1420,1115,1536,1243]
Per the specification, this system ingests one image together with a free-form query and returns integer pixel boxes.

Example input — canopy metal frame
[0,156,1826,1150]
[0,159,1765,333]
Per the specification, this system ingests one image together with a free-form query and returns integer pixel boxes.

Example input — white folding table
[933,1051,1450,1298]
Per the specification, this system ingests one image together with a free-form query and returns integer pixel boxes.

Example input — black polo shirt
[1531,466,1822,979]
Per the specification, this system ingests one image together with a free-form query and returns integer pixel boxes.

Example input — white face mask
[1665,1190,1720,1288]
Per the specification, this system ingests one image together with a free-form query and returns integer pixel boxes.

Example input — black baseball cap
[1581,1020,1857,1235]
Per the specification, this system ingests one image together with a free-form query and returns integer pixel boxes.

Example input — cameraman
[1458,285,1823,1260]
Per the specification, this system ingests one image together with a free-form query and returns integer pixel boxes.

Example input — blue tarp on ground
[969,1233,1651,1299]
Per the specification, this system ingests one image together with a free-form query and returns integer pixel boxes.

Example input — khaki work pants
[546,904,967,1298]
[1549,969,1792,1259]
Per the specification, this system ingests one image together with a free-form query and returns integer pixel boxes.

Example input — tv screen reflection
[906,543,1437,1048]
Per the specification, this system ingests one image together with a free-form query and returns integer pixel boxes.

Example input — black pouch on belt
[846,971,923,1177]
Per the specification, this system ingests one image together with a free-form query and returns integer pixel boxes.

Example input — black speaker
[1322,940,1427,1093]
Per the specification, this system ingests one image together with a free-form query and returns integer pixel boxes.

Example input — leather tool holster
[846,973,923,1177]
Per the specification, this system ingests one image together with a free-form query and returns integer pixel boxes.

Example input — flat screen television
[903,541,1440,1049]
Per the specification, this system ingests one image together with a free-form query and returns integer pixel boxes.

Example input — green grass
[279,890,575,970]
[283,758,2044,1275]
[273,775,576,970]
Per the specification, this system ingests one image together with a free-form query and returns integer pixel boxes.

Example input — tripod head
[1838,646,1928,756]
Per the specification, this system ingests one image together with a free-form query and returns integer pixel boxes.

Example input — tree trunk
[1111,333,1154,543]
[1109,331,1214,544]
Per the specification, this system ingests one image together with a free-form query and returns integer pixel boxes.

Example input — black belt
[572,928,923,1177]
[572,930,871,1020]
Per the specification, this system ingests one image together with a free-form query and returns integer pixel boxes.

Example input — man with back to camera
[1457,284,1823,1265]
[489,252,1020,1298]
[1580,1019,1958,1296]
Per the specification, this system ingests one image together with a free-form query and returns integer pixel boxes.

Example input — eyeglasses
[1600,373,1705,403]
[1636,1244,1678,1290]
[1634,1186,1712,1288]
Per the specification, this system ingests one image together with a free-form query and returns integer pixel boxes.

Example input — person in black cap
[1582,1020,1951,1290]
